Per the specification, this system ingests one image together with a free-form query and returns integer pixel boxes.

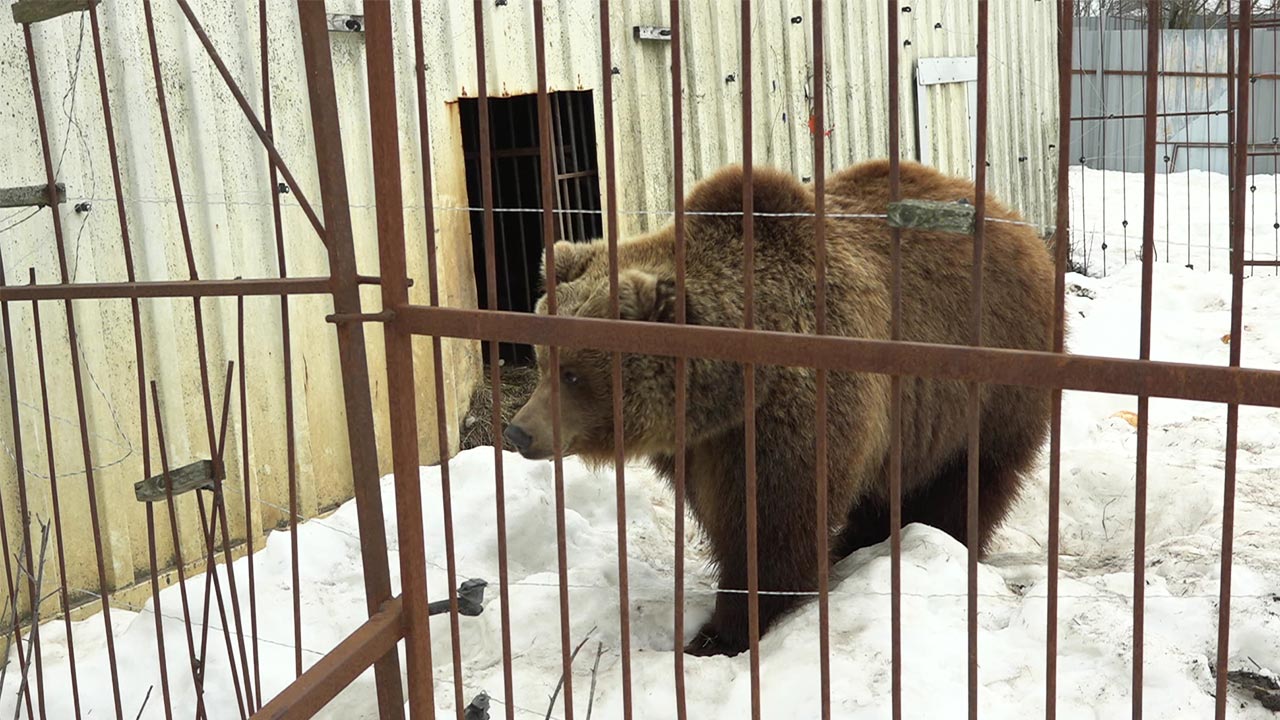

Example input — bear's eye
[562,369,579,386]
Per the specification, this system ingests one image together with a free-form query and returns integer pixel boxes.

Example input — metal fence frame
[2,1,1277,720]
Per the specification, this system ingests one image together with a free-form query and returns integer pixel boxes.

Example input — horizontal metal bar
[1243,259,1280,266]
[394,305,1280,408]
[1071,109,1229,122]
[252,597,404,720]
[325,310,394,325]
[0,183,65,208]
[11,0,99,24]
[134,459,217,503]
[0,277,337,302]
[1071,68,1280,80]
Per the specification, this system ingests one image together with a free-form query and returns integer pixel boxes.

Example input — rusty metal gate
[2,1,1279,720]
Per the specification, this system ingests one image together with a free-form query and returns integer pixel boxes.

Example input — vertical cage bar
[84,2,172,712]
[256,0,285,692]
[886,1,905,717]
[532,3,576,719]
[598,4,634,717]
[20,23,123,720]
[1048,3,1075,720]
[1133,3,1161,718]
[469,2,518,717]
[294,4,407,717]
[409,0,460,707]
[0,256,37,720]
[811,3,832,719]
[739,3,762,718]
[28,269,81,720]
[361,4,439,718]
[151,381,210,720]
[669,3,690,717]
[1216,2,1251,718]
[967,2,990,719]
[140,2,254,703]
[236,293,259,713]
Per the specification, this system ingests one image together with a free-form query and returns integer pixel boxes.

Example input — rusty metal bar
[294,3,406,717]
[597,3,634,717]
[1070,67,1280,80]
[887,1,905,717]
[252,598,405,720]
[1048,3,1074,719]
[141,3,256,706]
[1071,108,1228,122]
[394,305,1280,407]
[360,4,438,719]
[256,0,297,689]
[739,4,763,718]
[968,3,989,718]
[812,1,831,718]
[532,4,576,719]
[8,281,47,720]
[1133,3,1161,718]
[212,362,256,716]
[171,0,328,245]
[0,258,38,720]
[0,276,337,302]
[151,381,211,720]
[236,293,260,712]
[21,22,123,720]
[409,2,462,719]
[669,3,689,718]
[471,3,518,718]
[84,3,172,714]
[28,269,81,720]
[1216,2,1252,718]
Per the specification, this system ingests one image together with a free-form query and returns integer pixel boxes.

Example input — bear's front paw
[683,624,748,657]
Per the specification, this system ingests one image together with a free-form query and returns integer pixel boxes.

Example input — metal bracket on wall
[0,183,66,209]
[327,13,364,33]
[633,26,672,42]
[11,0,100,25]
[133,459,219,503]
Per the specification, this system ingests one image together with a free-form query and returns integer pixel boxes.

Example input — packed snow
[5,169,1280,719]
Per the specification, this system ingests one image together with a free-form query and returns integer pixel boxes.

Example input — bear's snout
[503,424,534,455]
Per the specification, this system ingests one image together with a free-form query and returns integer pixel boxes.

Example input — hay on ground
[460,364,540,452]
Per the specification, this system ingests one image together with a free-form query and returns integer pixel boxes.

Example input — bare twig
[585,642,604,720]
[544,626,597,720]
[0,542,30,700]
[12,519,51,720]
[135,685,154,720]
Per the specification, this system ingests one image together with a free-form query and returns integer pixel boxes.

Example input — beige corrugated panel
[0,0,1057,616]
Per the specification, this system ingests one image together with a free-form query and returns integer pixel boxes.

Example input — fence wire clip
[134,459,219,503]
[886,198,977,235]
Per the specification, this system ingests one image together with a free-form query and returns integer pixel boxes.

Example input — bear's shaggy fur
[505,160,1056,657]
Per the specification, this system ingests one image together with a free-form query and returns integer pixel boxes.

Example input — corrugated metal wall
[0,0,1059,615]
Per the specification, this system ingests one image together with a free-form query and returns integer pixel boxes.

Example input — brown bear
[503,159,1056,657]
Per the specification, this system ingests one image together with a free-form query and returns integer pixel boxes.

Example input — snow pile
[5,258,1280,719]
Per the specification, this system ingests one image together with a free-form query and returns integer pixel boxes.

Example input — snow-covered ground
[6,170,1280,719]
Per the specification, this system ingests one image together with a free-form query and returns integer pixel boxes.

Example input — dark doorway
[459,91,603,366]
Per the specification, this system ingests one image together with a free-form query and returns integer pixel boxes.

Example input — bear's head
[502,163,812,463]
[502,237,676,463]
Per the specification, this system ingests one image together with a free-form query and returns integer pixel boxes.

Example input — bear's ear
[618,269,675,323]
[684,163,812,219]
[541,240,593,285]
